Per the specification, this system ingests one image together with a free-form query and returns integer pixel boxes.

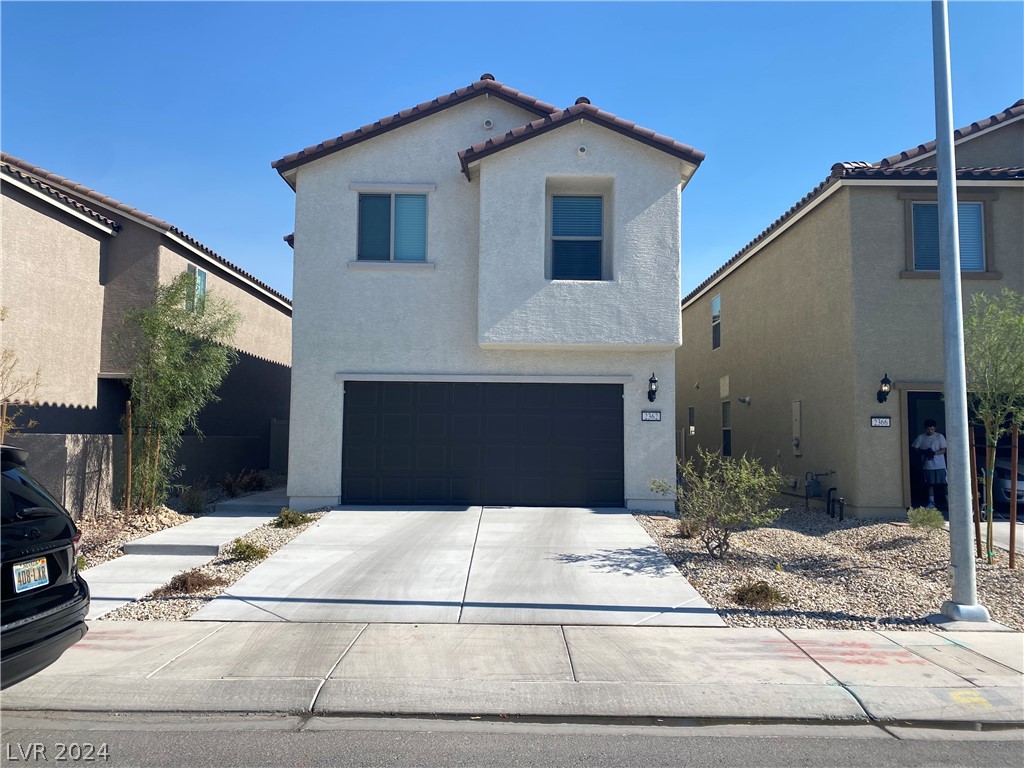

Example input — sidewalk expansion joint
[456,506,486,623]
[308,622,369,713]
[774,628,872,720]
[144,623,229,679]
[559,625,579,682]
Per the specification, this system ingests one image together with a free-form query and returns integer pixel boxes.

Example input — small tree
[0,306,41,443]
[652,449,786,559]
[964,288,1024,564]
[123,272,239,513]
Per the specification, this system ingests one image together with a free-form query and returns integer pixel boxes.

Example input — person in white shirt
[911,419,947,509]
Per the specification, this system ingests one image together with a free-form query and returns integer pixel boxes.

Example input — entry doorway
[907,391,947,510]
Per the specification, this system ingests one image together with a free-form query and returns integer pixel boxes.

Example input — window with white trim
[358,193,427,261]
[711,294,721,350]
[186,264,207,314]
[551,195,603,280]
[912,202,984,271]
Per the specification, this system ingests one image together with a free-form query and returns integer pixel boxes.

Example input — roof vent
[479,73,495,81]
[575,97,591,105]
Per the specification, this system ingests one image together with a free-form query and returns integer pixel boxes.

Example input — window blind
[393,194,427,261]
[912,202,984,271]
[553,196,602,237]
[358,194,391,260]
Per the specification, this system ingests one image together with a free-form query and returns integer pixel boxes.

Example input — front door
[907,391,947,510]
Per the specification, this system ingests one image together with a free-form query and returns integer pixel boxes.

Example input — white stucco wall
[477,122,684,350]
[287,96,687,511]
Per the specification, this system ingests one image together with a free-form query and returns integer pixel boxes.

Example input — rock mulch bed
[77,507,198,569]
[636,507,1023,631]
[99,512,326,622]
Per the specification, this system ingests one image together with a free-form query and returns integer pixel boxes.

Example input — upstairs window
[358,193,427,261]
[912,202,984,271]
[711,294,721,350]
[186,264,207,313]
[551,195,603,280]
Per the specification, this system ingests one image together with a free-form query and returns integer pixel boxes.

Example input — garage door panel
[485,413,516,438]
[519,414,550,442]
[415,445,447,473]
[381,381,414,409]
[381,413,412,441]
[450,446,481,473]
[451,413,481,441]
[381,444,413,472]
[416,382,449,410]
[343,477,378,504]
[416,413,447,439]
[343,444,378,472]
[342,381,623,506]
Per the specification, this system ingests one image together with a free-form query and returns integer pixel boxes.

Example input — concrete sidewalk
[1,621,1021,725]
[83,490,287,620]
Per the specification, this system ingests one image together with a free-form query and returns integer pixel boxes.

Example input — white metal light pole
[931,0,990,622]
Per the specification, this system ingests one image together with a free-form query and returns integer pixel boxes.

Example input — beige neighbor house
[677,99,1023,520]
[1,153,293,517]
[274,74,704,512]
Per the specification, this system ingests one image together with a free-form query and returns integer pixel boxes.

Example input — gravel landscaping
[98,511,326,622]
[635,505,1024,631]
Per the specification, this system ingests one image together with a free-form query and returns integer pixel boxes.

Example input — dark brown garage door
[342,381,624,506]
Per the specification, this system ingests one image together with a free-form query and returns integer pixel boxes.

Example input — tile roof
[681,165,1022,306]
[2,160,120,231]
[879,98,1024,167]
[458,101,706,177]
[682,99,1024,307]
[1,152,291,307]
[271,75,558,178]
[832,163,1024,181]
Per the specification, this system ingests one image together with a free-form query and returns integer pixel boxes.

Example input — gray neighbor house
[1,153,293,517]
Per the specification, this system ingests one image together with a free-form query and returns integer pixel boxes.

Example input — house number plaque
[641,411,662,422]
[870,417,891,428]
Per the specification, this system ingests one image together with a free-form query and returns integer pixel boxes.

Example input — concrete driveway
[190,507,724,626]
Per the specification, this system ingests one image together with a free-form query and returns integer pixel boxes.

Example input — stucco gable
[272,75,557,184]
[458,99,705,180]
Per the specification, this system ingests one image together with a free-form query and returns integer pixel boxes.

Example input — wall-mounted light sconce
[648,373,659,402]
[737,396,752,405]
[876,373,892,404]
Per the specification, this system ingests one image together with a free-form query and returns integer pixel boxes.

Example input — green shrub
[221,472,240,498]
[652,449,785,559]
[76,555,87,572]
[227,538,268,561]
[678,518,702,539]
[907,506,946,532]
[274,507,312,529]
[152,568,225,597]
[179,478,209,516]
[733,580,788,608]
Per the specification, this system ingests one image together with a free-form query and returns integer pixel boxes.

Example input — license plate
[13,557,49,593]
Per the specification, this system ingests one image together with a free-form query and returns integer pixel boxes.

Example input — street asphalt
[3,490,1020,727]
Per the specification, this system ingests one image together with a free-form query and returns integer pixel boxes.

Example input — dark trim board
[341,381,624,506]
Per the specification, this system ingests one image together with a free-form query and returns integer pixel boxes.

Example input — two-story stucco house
[677,99,1023,519]
[1,153,293,516]
[275,74,704,512]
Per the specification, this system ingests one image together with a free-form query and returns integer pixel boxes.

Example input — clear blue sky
[3,2,1021,299]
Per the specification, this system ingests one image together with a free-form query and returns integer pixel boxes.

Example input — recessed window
[912,202,984,271]
[186,264,207,313]
[711,294,721,350]
[551,195,603,280]
[721,400,731,457]
[358,193,427,261]
[688,406,696,437]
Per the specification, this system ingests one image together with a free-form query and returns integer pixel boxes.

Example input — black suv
[1,445,90,689]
